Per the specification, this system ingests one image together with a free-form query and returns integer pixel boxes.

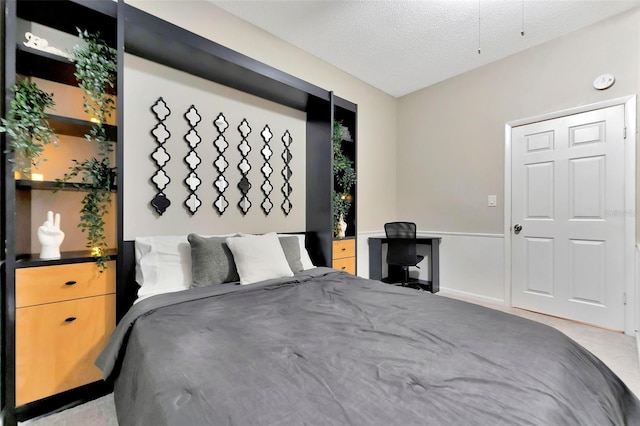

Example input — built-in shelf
[16,45,118,95]
[46,114,117,141]
[122,3,328,112]
[334,96,357,112]
[3,1,121,423]
[333,236,356,241]
[16,180,117,192]
[16,45,75,84]
[17,0,117,47]
[16,248,118,268]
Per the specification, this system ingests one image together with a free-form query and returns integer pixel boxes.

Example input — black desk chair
[384,222,424,287]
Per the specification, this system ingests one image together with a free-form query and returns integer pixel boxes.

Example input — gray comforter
[97,268,640,425]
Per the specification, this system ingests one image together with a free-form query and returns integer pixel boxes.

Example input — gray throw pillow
[279,236,304,273]
[188,234,239,287]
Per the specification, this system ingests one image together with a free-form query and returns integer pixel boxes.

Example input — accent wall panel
[123,54,306,239]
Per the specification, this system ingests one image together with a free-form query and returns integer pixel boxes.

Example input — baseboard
[14,380,112,423]
[438,287,504,306]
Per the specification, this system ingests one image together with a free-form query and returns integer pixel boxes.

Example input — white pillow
[226,232,294,285]
[135,234,235,301]
[239,233,314,270]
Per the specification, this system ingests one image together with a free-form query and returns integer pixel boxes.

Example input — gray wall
[123,55,307,238]
[127,0,398,234]
[397,7,640,236]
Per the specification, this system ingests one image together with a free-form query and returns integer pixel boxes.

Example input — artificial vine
[332,120,356,235]
[0,79,58,176]
[58,29,116,271]
[61,158,115,261]
[72,28,116,156]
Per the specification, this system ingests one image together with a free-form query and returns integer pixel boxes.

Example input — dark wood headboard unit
[116,3,351,321]
[119,231,312,319]
[119,240,138,320]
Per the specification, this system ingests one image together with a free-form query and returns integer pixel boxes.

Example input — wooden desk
[368,237,441,293]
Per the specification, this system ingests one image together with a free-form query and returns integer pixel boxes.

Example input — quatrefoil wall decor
[183,105,202,214]
[260,125,274,215]
[281,130,293,215]
[236,118,252,215]
[213,113,230,215]
[149,97,172,215]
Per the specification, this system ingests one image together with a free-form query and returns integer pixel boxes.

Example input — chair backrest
[384,222,418,266]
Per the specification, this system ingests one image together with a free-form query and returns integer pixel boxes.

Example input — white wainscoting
[357,230,505,305]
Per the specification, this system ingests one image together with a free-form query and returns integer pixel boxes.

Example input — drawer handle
[341,266,346,270]
[341,248,346,251]
[64,317,77,323]
[64,281,77,286]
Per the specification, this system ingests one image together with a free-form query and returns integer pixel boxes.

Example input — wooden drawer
[332,239,355,260]
[16,261,115,308]
[16,293,116,405]
[333,257,356,275]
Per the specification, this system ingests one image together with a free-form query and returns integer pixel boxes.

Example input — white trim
[504,123,513,307]
[505,95,636,335]
[417,231,504,239]
[625,100,637,335]
[437,287,504,306]
[358,229,504,239]
[508,96,637,127]
[357,230,386,237]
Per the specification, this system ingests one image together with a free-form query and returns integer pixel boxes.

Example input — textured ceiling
[212,0,640,97]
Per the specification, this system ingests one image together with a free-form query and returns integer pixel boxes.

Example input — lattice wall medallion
[212,113,230,214]
[260,125,273,215]
[281,130,293,215]
[237,118,252,215]
[150,97,172,215]
[183,105,202,214]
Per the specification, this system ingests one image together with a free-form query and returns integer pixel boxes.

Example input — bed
[97,233,640,425]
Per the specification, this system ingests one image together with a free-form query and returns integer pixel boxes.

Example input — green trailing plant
[332,120,356,236]
[58,158,115,269]
[72,28,116,157]
[0,79,58,176]
[58,29,116,271]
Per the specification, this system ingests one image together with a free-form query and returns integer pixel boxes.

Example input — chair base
[381,277,434,293]
[387,264,417,286]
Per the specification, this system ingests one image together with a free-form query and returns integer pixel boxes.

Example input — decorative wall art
[150,97,172,215]
[260,125,274,215]
[237,118,252,215]
[23,32,72,59]
[183,105,202,214]
[212,113,230,215]
[281,130,293,215]
[149,101,296,219]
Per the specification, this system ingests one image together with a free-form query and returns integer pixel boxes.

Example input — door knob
[514,224,523,234]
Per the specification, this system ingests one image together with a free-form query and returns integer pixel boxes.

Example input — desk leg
[368,239,382,281]
[431,239,440,293]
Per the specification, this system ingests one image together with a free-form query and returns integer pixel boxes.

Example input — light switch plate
[488,195,497,207]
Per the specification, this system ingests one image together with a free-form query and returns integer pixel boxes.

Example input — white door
[511,105,626,330]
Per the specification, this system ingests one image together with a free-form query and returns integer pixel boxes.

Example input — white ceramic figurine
[38,211,64,259]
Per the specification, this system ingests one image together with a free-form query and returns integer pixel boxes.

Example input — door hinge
[624,127,627,139]
[623,292,627,305]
